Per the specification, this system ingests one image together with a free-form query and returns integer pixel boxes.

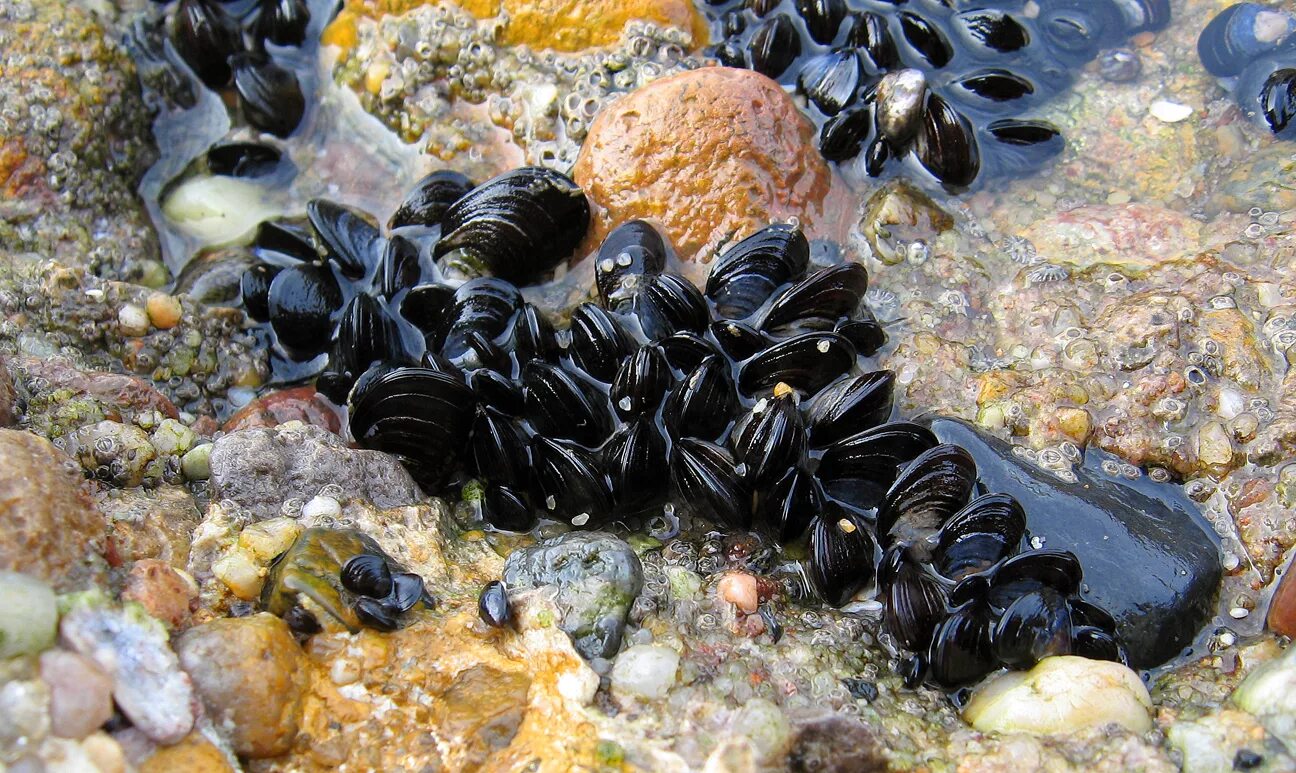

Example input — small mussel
[231,52,306,138]
[389,170,476,230]
[171,0,243,89]
[478,580,512,627]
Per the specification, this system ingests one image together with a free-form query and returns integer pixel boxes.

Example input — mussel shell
[1257,67,1296,139]
[915,94,980,189]
[1037,0,1126,62]
[659,331,721,373]
[461,330,511,373]
[596,220,668,311]
[1071,625,1126,664]
[926,602,996,686]
[354,596,401,631]
[876,443,978,545]
[388,572,427,613]
[748,14,801,79]
[307,199,383,279]
[795,0,846,44]
[797,50,863,116]
[470,369,524,415]
[804,370,895,449]
[955,69,1035,103]
[254,0,311,46]
[340,553,393,598]
[1117,0,1171,34]
[482,484,536,532]
[266,263,342,357]
[953,9,1030,55]
[206,141,282,177]
[884,559,949,651]
[172,0,243,89]
[348,366,477,484]
[753,465,820,542]
[991,587,1073,670]
[530,435,613,525]
[898,12,953,68]
[400,283,455,337]
[478,581,512,627]
[714,39,748,69]
[522,360,613,447]
[817,422,938,511]
[818,106,873,162]
[737,331,856,397]
[510,303,559,364]
[759,262,869,336]
[568,302,633,382]
[469,408,531,488]
[711,320,773,362]
[434,166,590,285]
[844,11,899,70]
[985,119,1065,177]
[378,234,423,298]
[705,224,810,321]
[670,438,752,530]
[318,294,404,403]
[604,417,669,513]
[632,273,709,341]
[389,169,475,229]
[1198,3,1282,77]
[611,345,671,420]
[935,493,1025,580]
[664,355,737,441]
[231,52,305,138]
[253,219,316,262]
[807,508,877,606]
[731,392,807,487]
[987,549,1083,607]
[431,278,521,360]
[240,263,280,321]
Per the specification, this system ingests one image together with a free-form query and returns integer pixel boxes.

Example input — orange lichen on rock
[572,67,849,286]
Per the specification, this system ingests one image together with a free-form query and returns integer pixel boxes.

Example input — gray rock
[503,532,644,660]
[209,423,423,519]
[784,715,887,773]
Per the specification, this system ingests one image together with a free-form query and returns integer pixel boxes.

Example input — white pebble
[301,495,342,520]
[1149,99,1193,123]
[611,645,680,700]
[1229,607,1250,619]
[963,656,1152,734]
[117,304,149,337]
[816,339,832,353]
[572,513,590,526]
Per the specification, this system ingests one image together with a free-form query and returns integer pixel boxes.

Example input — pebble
[0,571,58,658]
[610,644,679,700]
[1149,99,1194,123]
[122,559,198,630]
[963,656,1152,734]
[39,649,114,739]
[1231,645,1296,748]
[221,386,342,434]
[301,495,342,520]
[1266,564,1296,637]
[117,304,150,336]
[66,420,158,488]
[717,571,759,614]
[145,292,183,329]
[180,443,213,480]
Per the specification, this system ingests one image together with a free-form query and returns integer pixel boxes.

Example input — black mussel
[836,313,886,357]
[722,11,747,38]
[798,50,862,116]
[611,345,671,420]
[1117,0,1171,34]
[1198,3,1294,77]
[817,422,937,511]
[753,466,819,542]
[523,360,613,447]
[795,0,846,45]
[230,52,305,138]
[745,0,778,17]
[400,283,455,336]
[207,141,281,177]
[927,602,996,686]
[378,234,422,298]
[935,494,1025,580]
[254,0,311,46]
[240,263,280,321]
[759,262,869,335]
[172,0,242,89]
[605,417,669,512]
[737,331,856,397]
[389,169,475,229]
[876,444,978,545]
[479,581,512,627]
[431,278,521,360]
[283,605,322,637]
[596,220,668,311]
[1072,625,1126,663]
[884,559,948,651]
[991,587,1073,669]
[531,435,613,526]
[461,330,511,373]
[1254,66,1296,139]
[434,167,590,285]
[898,12,953,68]
[482,484,536,532]
[711,320,773,362]
[986,550,1084,607]
[318,294,404,402]
[748,14,801,79]
[659,331,721,373]
[632,273,709,341]
[805,370,895,449]
[266,263,342,357]
[354,596,401,631]
[732,391,807,486]
[915,94,980,188]
[470,368,524,415]
[664,355,737,441]
[388,572,427,613]
[470,408,530,488]
[952,9,1029,55]
[844,11,899,70]
[341,554,393,598]
[254,219,316,262]
[985,119,1065,176]
[348,367,477,483]
[1037,0,1126,63]
[307,199,383,279]
[807,508,876,606]
[863,136,891,177]
[955,69,1035,103]
[714,39,748,69]
[511,303,559,364]
[419,350,466,380]
[819,106,873,162]
[705,224,810,321]
[670,438,752,530]
[568,303,633,382]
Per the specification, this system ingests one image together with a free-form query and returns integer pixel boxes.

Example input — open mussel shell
[884,559,949,652]
[748,14,801,79]
[817,422,937,511]
[611,345,671,420]
[1197,2,1294,77]
[307,199,383,279]
[670,438,752,530]
[753,466,819,542]
[805,370,895,448]
[731,392,807,487]
[991,587,1073,670]
[266,263,342,358]
[934,493,1025,580]
[664,355,737,441]
[348,366,477,484]
[510,303,559,364]
[605,417,669,513]
[898,11,953,68]
[926,602,996,686]
[737,331,856,397]
[531,435,613,526]
[797,49,863,116]
[568,303,634,382]
[231,52,305,138]
[389,572,428,613]
[206,141,282,177]
[596,220,668,311]
[795,0,846,45]
[759,262,869,337]
[915,94,980,189]
[389,169,475,230]
[478,581,512,627]
[876,444,977,545]
[632,273,709,341]
[254,0,311,46]
[172,0,243,89]
[523,360,613,447]
[354,597,400,631]
[482,484,536,532]
[705,224,810,321]
[807,508,877,606]
[952,9,1030,56]
[469,408,530,488]
[434,166,590,285]
[431,278,521,360]
[955,69,1035,104]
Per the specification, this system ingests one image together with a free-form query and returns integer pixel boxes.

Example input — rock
[122,560,198,630]
[1266,564,1296,638]
[963,656,1152,735]
[14,357,179,431]
[176,614,307,758]
[0,676,51,754]
[729,698,792,762]
[149,419,196,458]
[0,571,58,658]
[0,429,106,590]
[930,418,1222,669]
[0,355,16,426]
[1167,709,1281,773]
[503,531,644,659]
[572,67,845,285]
[858,181,955,266]
[1022,204,1204,271]
[783,715,888,772]
[1232,644,1296,748]
[181,444,213,481]
[59,594,197,745]
[138,731,237,773]
[717,571,759,614]
[100,485,201,570]
[221,386,342,434]
[610,644,679,701]
[40,649,114,739]
[145,293,184,330]
[209,423,422,520]
[65,420,158,487]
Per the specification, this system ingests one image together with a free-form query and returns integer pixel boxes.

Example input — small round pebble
[118,304,150,336]
[145,293,183,329]
[301,495,342,520]
[717,571,759,614]
[610,644,680,701]
[180,443,213,480]
[39,649,114,739]
[0,571,58,658]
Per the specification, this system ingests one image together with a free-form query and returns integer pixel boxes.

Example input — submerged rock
[963,656,1153,735]
[503,532,644,659]
[929,418,1222,669]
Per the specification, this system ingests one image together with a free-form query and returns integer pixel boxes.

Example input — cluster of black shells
[702,0,1170,187]
[1198,2,1296,140]
[337,553,434,631]
[159,0,315,137]
[237,172,1125,687]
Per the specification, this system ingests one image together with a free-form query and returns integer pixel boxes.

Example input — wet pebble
[610,644,679,700]
[963,656,1152,734]
[122,559,198,630]
[39,649,114,739]
[0,571,58,658]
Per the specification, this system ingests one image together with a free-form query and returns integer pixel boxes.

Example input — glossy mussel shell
[348,366,477,484]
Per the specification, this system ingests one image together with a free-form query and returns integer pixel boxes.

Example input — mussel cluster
[702,0,1170,187]
[163,0,314,136]
[1198,2,1296,140]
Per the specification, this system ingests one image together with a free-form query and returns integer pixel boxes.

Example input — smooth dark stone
[927,418,1222,669]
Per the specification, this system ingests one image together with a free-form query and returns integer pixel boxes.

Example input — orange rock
[1268,566,1296,638]
[123,559,198,630]
[222,386,343,434]
[139,732,236,773]
[572,67,848,286]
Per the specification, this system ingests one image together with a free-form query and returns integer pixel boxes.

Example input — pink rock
[122,560,198,631]
[718,572,760,614]
[40,649,114,739]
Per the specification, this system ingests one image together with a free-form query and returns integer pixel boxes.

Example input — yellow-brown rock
[572,67,847,285]
[176,614,309,758]
[0,429,106,590]
[139,732,236,773]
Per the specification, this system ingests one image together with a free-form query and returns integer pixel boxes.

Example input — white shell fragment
[962,656,1153,735]
[1149,99,1194,123]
